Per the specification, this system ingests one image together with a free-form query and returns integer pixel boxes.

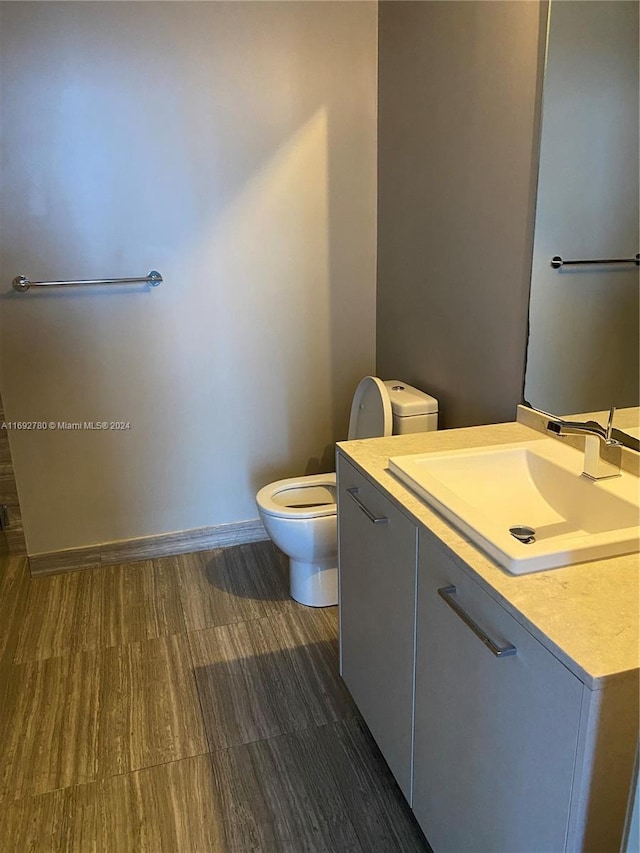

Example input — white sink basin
[389,438,640,574]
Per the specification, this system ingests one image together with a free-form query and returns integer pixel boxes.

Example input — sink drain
[509,525,536,544]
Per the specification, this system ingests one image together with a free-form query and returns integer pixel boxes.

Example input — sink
[389,438,640,574]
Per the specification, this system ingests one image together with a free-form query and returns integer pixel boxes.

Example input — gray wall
[0,1,377,555]
[525,0,639,415]
[377,1,546,429]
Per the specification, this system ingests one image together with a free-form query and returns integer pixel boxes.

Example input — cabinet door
[413,529,583,853]
[338,455,417,802]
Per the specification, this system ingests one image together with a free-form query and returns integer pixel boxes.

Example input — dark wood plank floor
[0,542,430,852]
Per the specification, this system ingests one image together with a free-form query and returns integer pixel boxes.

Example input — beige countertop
[337,411,639,691]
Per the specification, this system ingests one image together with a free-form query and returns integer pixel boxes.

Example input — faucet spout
[546,418,607,441]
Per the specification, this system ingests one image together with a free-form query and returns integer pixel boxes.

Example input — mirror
[524,0,639,433]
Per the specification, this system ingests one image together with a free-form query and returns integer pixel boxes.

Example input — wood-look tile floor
[0,542,430,852]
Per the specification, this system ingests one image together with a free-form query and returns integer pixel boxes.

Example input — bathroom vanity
[337,413,639,853]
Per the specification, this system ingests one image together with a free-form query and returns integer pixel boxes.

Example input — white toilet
[256,377,438,607]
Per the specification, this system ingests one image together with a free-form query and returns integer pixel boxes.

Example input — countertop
[337,409,639,690]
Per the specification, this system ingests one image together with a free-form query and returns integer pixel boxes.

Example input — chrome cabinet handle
[346,487,388,524]
[437,585,517,658]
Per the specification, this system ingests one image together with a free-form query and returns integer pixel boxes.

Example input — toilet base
[289,558,338,607]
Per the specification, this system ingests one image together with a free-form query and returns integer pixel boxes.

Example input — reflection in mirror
[524,0,639,431]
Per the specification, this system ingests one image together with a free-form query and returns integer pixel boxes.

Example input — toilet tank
[383,380,438,434]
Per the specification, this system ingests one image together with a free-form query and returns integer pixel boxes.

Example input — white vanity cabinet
[413,528,583,852]
[337,449,639,852]
[337,455,417,801]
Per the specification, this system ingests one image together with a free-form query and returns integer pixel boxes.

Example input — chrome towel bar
[550,254,639,269]
[12,270,163,293]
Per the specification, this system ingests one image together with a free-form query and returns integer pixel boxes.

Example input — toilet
[256,377,438,607]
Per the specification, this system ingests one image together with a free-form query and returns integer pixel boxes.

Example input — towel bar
[12,270,163,292]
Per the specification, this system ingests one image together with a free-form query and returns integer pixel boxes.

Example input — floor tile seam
[128,628,213,771]
[184,622,219,758]
[93,742,216,786]
[184,621,316,758]
[153,559,190,638]
[154,548,289,635]
[0,774,100,806]
[13,559,188,663]
[262,608,341,651]
[309,718,428,853]
[0,742,217,805]
[195,707,363,760]
[203,722,316,757]
[292,718,388,853]
[11,642,85,668]
[260,600,334,627]
[189,615,318,691]
[186,611,357,754]
[182,610,275,640]
[0,748,221,811]
[11,624,196,667]
[258,718,370,853]
[187,724,369,853]
[0,555,28,575]
[4,634,210,802]
[16,557,185,641]
[159,554,211,638]
[259,608,348,702]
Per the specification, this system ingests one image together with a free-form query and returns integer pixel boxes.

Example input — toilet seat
[257,377,392,524]
[256,472,337,520]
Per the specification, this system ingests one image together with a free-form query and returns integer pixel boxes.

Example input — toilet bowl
[256,377,438,607]
[256,473,338,607]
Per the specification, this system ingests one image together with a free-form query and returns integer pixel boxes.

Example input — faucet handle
[605,406,615,441]
[605,406,623,446]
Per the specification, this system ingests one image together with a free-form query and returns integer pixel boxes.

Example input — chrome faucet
[544,406,622,480]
